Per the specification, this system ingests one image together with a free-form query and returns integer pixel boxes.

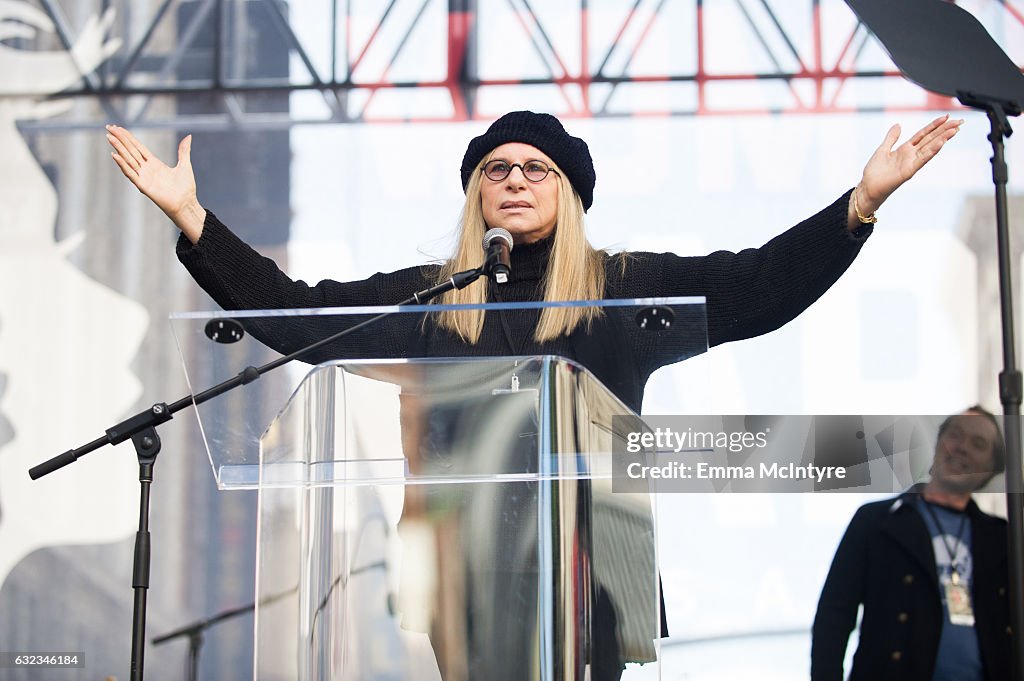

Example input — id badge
[945,575,976,626]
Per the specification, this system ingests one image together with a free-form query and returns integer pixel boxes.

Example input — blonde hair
[435,157,607,343]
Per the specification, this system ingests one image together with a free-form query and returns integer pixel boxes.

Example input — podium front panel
[254,357,663,681]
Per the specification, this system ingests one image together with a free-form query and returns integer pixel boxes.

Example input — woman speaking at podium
[106,110,960,680]
[105,111,960,414]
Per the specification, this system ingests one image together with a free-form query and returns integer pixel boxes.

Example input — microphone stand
[151,586,297,681]
[28,266,488,681]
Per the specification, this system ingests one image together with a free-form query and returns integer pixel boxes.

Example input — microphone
[482,227,513,284]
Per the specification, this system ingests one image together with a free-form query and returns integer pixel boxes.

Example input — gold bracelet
[853,187,878,224]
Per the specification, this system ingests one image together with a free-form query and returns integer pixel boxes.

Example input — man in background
[811,407,1011,681]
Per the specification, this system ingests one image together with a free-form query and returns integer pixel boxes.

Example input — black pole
[981,102,1024,681]
[129,427,161,681]
[187,632,202,681]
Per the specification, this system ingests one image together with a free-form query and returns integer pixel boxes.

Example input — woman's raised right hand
[106,125,206,243]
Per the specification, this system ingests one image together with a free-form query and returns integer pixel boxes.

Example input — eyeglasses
[482,159,560,183]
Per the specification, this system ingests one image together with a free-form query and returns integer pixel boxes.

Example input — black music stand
[846,1,1024,679]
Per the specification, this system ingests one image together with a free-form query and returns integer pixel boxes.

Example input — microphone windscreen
[482,227,513,251]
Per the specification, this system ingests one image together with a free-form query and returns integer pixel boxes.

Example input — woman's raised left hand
[850,114,963,229]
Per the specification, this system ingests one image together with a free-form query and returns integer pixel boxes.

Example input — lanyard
[922,499,969,585]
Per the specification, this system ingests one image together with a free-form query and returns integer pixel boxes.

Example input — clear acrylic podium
[169,299,707,681]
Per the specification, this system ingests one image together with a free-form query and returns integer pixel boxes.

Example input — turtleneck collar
[509,236,553,281]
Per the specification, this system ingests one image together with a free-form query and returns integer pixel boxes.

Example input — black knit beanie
[460,111,596,212]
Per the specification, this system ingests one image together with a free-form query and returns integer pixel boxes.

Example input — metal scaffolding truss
[8,0,1024,129]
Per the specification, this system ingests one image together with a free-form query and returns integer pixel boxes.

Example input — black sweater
[177,189,869,412]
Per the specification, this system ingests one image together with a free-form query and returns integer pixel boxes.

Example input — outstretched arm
[847,114,963,231]
[106,125,206,243]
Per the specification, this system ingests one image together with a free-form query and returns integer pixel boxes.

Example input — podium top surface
[169,298,708,488]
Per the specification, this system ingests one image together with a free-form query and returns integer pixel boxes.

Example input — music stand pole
[959,95,1024,680]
